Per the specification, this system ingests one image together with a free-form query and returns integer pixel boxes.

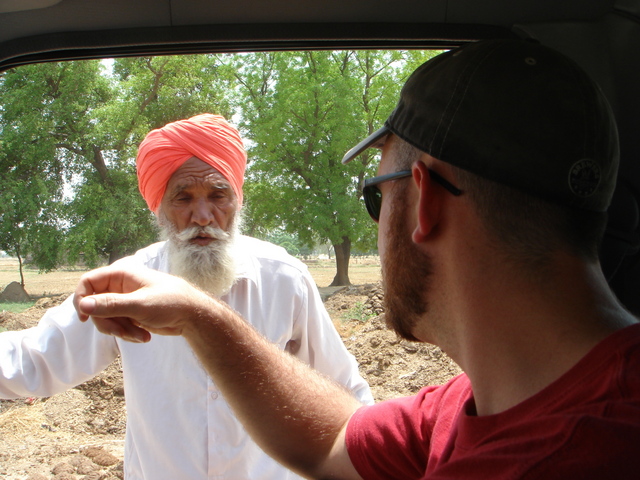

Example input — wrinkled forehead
[166,157,231,190]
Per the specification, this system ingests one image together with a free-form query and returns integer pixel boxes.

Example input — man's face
[160,156,238,236]
[381,180,435,341]
[377,139,434,341]
[157,157,240,296]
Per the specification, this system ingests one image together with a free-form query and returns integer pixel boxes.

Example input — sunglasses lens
[363,186,382,221]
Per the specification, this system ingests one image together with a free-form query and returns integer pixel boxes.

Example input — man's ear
[412,161,442,244]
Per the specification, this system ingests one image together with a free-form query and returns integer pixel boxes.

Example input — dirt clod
[52,463,75,475]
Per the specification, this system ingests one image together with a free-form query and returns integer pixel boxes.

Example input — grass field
[301,256,381,286]
[0,255,381,300]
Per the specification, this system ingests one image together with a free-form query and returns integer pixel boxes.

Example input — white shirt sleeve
[0,295,119,398]
[288,270,375,405]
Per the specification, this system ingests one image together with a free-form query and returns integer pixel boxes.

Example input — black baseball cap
[342,39,619,212]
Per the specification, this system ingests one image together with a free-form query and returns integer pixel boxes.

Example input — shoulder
[235,235,309,278]
[346,374,471,452]
[351,373,470,426]
[236,235,302,264]
[112,241,168,271]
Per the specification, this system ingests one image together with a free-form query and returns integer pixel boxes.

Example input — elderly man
[75,40,640,479]
[0,114,373,479]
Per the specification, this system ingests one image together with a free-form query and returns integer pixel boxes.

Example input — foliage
[256,228,314,256]
[0,49,441,285]
[232,50,439,284]
[0,56,236,273]
[0,61,99,278]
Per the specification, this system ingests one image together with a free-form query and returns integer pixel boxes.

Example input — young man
[74,40,640,478]
[0,114,372,479]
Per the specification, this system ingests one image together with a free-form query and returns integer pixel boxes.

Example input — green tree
[233,50,438,285]
[0,56,235,279]
[0,61,102,280]
[0,172,64,285]
[0,50,438,286]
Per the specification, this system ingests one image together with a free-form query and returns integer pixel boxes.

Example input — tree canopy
[234,50,437,284]
[0,50,440,286]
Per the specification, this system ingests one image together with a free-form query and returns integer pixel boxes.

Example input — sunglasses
[362,169,463,221]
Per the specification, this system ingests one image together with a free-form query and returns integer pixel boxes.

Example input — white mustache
[176,225,231,243]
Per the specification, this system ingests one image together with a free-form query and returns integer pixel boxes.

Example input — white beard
[158,212,240,297]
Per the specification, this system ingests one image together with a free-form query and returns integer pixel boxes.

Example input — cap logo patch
[569,159,601,198]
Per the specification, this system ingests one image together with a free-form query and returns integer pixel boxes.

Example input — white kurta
[0,236,373,479]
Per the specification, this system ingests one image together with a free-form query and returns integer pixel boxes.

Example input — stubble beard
[157,211,241,297]
[382,184,435,342]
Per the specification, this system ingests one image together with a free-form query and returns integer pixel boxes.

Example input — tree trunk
[15,244,25,287]
[329,236,351,286]
[91,145,113,186]
[108,248,126,265]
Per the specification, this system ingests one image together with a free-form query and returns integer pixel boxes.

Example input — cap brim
[341,126,390,164]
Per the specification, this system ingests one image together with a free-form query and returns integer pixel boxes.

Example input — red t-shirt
[346,323,640,479]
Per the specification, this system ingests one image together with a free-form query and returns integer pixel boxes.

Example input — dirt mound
[0,282,30,303]
[0,282,461,478]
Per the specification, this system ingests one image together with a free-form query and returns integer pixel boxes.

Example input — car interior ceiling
[1,0,640,312]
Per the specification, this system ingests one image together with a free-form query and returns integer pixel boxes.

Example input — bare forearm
[182,293,362,477]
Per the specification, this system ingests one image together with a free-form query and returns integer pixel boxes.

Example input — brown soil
[0,283,461,479]
[324,284,462,401]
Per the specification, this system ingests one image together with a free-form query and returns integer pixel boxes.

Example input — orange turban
[136,114,247,213]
